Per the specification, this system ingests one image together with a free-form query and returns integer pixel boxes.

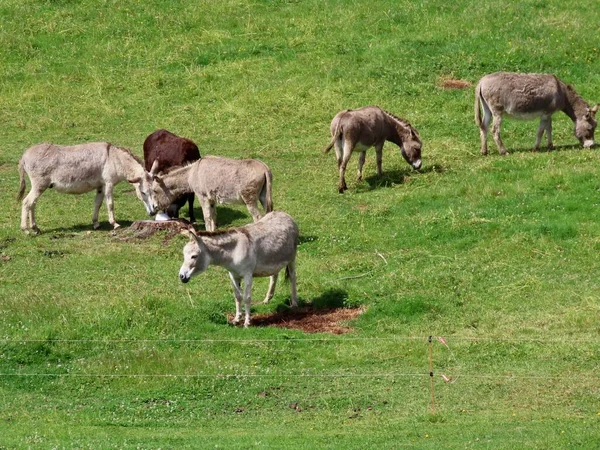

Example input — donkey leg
[263,273,278,304]
[357,151,366,181]
[242,274,254,328]
[375,143,384,176]
[534,120,545,152]
[199,196,216,232]
[188,193,196,223]
[546,118,553,150]
[21,186,44,233]
[92,188,104,229]
[103,184,120,229]
[229,273,244,325]
[338,142,353,193]
[245,200,263,223]
[479,101,492,155]
[491,113,508,155]
[287,261,298,308]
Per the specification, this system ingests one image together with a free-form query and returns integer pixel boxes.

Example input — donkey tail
[17,158,27,201]
[474,83,483,127]
[323,122,343,153]
[263,168,274,213]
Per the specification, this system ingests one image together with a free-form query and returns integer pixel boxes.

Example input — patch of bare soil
[439,78,472,89]
[250,306,364,334]
[127,219,192,241]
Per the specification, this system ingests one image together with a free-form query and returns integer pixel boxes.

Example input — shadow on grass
[486,143,583,155]
[363,164,443,191]
[192,207,249,230]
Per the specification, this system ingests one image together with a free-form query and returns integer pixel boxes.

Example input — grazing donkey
[475,72,599,155]
[323,106,422,193]
[17,142,157,233]
[179,211,299,328]
[143,129,201,221]
[150,155,273,231]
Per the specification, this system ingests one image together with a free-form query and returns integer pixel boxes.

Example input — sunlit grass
[1,0,600,447]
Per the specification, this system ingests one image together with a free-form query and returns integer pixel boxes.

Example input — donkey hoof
[93,222,101,230]
[112,223,121,230]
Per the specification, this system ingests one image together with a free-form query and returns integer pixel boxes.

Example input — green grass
[1,0,600,448]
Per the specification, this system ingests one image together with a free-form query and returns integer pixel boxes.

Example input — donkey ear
[181,226,200,242]
[150,160,160,176]
[127,177,141,184]
[591,104,599,116]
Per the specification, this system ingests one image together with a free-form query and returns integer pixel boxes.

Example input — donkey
[179,211,299,328]
[150,155,273,232]
[17,142,157,233]
[143,129,201,221]
[323,106,422,193]
[475,72,599,155]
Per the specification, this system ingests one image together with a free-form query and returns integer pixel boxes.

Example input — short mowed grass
[1,0,600,448]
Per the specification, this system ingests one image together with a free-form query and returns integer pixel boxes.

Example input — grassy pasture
[1,0,600,448]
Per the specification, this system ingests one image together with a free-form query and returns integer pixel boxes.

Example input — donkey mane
[381,108,420,138]
[194,226,249,238]
[110,144,144,166]
[160,161,196,176]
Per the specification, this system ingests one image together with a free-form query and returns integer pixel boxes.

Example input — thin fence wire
[2,335,600,343]
[1,335,598,382]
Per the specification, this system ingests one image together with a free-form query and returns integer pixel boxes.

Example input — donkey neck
[563,86,589,122]
[110,146,145,180]
[383,111,413,147]
[201,231,247,269]
[163,165,193,198]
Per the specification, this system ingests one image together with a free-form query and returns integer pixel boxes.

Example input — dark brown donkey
[324,106,422,193]
[143,129,201,221]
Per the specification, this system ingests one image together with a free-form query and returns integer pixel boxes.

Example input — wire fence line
[1,335,598,382]
[2,335,600,343]
[0,372,597,381]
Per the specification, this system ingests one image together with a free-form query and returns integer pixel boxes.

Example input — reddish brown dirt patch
[250,307,364,334]
[439,78,473,89]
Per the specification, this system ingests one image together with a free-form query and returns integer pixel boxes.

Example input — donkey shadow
[194,207,251,230]
[47,220,135,234]
[362,164,443,191]
[495,143,583,155]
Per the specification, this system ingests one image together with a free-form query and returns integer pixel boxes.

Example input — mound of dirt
[439,78,472,89]
[250,307,364,334]
[128,219,193,239]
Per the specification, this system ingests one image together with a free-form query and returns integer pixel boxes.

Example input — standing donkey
[179,211,299,328]
[150,155,273,231]
[475,72,598,155]
[143,129,201,221]
[17,142,157,233]
[323,106,422,193]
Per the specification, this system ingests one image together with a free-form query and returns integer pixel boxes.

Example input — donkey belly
[51,177,104,194]
[252,262,287,278]
[504,109,551,121]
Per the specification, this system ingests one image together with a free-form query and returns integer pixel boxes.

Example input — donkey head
[575,104,598,148]
[131,169,158,216]
[401,128,423,170]
[148,159,175,211]
[179,228,209,283]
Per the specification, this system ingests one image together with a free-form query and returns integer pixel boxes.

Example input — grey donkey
[324,106,422,193]
[475,72,598,155]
